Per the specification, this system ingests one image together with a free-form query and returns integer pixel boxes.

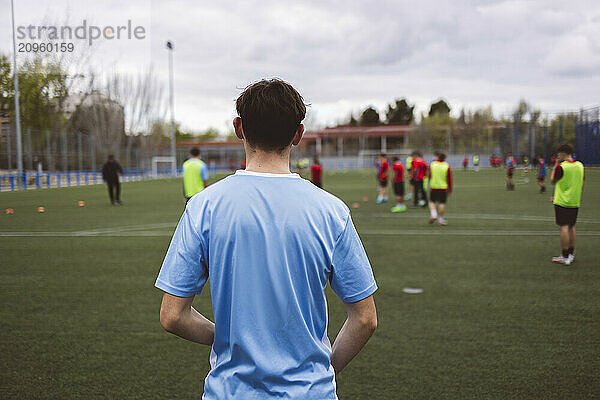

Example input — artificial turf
[1,168,599,399]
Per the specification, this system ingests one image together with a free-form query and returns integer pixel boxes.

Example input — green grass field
[1,169,599,399]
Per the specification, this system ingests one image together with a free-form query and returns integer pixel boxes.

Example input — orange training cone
[6,208,14,214]
[78,201,85,207]
[352,202,360,209]
[37,206,45,213]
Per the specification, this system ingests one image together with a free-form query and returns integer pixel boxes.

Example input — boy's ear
[233,117,244,140]
[291,124,304,146]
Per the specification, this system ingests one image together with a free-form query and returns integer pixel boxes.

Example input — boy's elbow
[160,309,181,333]
[366,314,377,333]
[359,313,377,334]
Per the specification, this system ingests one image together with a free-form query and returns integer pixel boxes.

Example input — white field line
[354,213,600,224]
[361,230,600,236]
[1,230,600,238]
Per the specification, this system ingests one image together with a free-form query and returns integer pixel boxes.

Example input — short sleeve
[200,163,209,181]
[155,207,208,297]
[330,215,377,302]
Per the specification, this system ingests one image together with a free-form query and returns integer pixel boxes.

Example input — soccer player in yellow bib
[428,152,452,226]
[183,147,209,204]
[550,143,584,266]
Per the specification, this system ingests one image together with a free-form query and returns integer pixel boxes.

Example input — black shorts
[430,190,447,204]
[507,171,514,177]
[554,205,578,226]
[379,179,388,188]
[393,181,404,196]
[537,175,545,182]
[409,178,416,185]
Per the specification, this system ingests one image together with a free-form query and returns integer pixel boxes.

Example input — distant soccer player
[506,153,515,190]
[473,154,480,171]
[463,156,468,170]
[411,152,428,207]
[537,155,546,193]
[310,157,323,188]
[375,153,389,203]
[102,155,123,205]
[183,147,209,203]
[390,157,407,213]
[428,151,452,225]
[155,78,377,398]
[405,153,414,201]
[551,144,584,266]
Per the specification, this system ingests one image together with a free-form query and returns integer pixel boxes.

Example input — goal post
[152,156,177,178]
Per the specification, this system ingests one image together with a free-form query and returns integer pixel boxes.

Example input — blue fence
[0,164,239,192]
[576,119,600,166]
[0,169,146,192]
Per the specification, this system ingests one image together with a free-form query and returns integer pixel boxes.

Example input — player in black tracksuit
[102,155,123,205]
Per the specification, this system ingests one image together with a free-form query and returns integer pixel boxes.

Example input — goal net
[151,156,177,178]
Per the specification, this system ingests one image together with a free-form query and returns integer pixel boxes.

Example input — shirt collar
[235,170,301,178]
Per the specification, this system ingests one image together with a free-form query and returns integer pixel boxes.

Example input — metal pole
[513,113,518,157]
[62,131,68,171]
[26,128,32,170]
[543,118,548,162]
[89,134,96,171]
[78,132,83,171]
[167,41,177,176]
[7,126,12,170]
[558,115,563,143]
[528,120,533,161]
[10,0,23,176]
[45,130,51,171]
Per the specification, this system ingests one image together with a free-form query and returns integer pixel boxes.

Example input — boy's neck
[245,145,292,174]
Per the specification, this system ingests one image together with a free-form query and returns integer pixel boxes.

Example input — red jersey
[392,162,404,182]
[311,164,322,182]
[376,159,389,180]
[411,158,428,181]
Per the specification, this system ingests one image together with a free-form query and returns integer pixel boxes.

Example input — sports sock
[568,247,574,255]
[430,209,438,218]
[562,249,569,258]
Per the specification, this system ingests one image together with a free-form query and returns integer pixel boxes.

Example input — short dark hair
[437,152,447,161]
[392,156,399,162]
[557,143,573,155]
[380,153,386,158]
[236,78,307,152]
[190,147,200,157]
[107,154,114,161]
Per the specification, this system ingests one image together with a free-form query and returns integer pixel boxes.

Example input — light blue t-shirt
[155,170,377,399]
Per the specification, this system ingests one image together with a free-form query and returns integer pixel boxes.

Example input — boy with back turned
[551,143,584,266]
[155,79,377,399]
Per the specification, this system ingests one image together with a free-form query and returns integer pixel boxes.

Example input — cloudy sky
[2,0,599,133]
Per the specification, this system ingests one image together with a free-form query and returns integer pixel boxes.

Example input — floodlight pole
[166,40,177,176]
[10,0,23,177]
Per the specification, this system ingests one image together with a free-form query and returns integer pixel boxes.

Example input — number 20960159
[18,42,74,53]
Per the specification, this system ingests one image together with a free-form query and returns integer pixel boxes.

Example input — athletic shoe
[437,219,447,226]
[564,254,574,265]
[405,193,413,201]
[552,255,574,265]
[391,205,407,213]
[418,200,426,207]
[376,198,383,204]
[428,216,436,224]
